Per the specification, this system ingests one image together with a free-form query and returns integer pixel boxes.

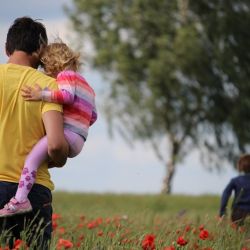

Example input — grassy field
[2,192,250,249]
[50,192,249,250]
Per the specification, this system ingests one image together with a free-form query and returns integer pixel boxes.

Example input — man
[0,17,68,249]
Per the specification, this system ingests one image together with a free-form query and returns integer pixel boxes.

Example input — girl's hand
[21,84,43,101]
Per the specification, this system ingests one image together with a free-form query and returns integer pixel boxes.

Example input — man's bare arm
[42,111,68,167]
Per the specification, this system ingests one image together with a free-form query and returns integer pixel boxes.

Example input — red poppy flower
[142,234,156,250]
[177,236,188,246]
[108,232,115,238]
[52,220,58,230]
[199,229,209,240]
[78,234,84,240]
[106,217,111,224]
[52,213,61,220]
[163,246,175,250]
[87,221,97,229]
[13,239,27,249]
[96,217,103,225]
[185,225,191,232]
[192,241,200,249]
[97,230,104,236]
[80,215,85,221]
[57,238,73,249]
[77,222,84,228]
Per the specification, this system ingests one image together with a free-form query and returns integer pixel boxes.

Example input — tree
[65,0,250,193]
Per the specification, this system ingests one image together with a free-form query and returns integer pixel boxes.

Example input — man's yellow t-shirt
[0,63,63,190]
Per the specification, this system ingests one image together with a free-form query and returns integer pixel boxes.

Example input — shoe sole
[0,208,33,218]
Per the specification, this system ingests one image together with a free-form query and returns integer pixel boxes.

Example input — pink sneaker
[0,198,32,217]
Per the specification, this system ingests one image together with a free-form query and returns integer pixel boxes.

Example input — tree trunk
[161,159,176,194]
[161,140,179,194]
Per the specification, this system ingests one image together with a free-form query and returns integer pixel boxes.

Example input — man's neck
[7,51,38,68]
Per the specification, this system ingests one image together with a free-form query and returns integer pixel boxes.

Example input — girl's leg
[64,129,85,158]
[15,136,49,202]
[14,130,83,202]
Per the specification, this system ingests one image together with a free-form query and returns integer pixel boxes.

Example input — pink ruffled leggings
[15,129,84,202]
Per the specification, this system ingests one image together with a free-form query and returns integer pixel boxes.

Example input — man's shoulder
[28,69,57,88]
[30,69,54,81]
[231,175,247,184]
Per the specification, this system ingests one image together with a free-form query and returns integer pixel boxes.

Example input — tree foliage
[65,0,250,193]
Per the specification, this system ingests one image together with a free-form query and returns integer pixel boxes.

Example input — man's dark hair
[6,16,48,55]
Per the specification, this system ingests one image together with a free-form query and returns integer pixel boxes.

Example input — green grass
[1,193,249,249]
[53,192,220,213]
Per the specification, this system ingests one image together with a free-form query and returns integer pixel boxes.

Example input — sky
[0,0,238,196]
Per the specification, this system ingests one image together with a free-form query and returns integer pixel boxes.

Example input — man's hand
[21,84,43,101]
[47,157,60,168]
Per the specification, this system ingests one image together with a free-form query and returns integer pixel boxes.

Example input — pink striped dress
[41,70,97,140]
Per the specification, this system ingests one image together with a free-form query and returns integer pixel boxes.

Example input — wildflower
[97,230,103,236]
[231,222,237,230]
[192,241,200,249]
[13,239,23,248]
[77,222,84,228]
[75,242,81,248]
[163,246,175,250]
[121,238,130,244]
[58,227,66,235]
[185,225,191,232]
[158,239,164,244]
[13,239,27,249]
[177,236,188,246]
[57,238,73,249]
[87,217,103,229]
[78,234,84,241]
[108,232,116,238]
[80,215,85,221]
[87,221,97,229]
[52,220,58,230]
[142,234,156,250]
[96,217,103,225]
[199,229,209,240]
[52,213,61,220]
[106,217,111,224]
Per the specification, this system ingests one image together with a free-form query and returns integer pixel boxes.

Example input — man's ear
[33,46,44,60]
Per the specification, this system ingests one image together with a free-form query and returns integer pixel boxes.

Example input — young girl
[0,41,97,217]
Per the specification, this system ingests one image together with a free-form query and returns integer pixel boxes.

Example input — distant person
[0,17,68,249]
[0,41,97,217]
[219,154,250,225]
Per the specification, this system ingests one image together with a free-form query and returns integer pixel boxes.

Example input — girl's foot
[0,197,32,217]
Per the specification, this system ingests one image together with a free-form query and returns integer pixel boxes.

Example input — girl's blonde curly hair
[40,41,80,77]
